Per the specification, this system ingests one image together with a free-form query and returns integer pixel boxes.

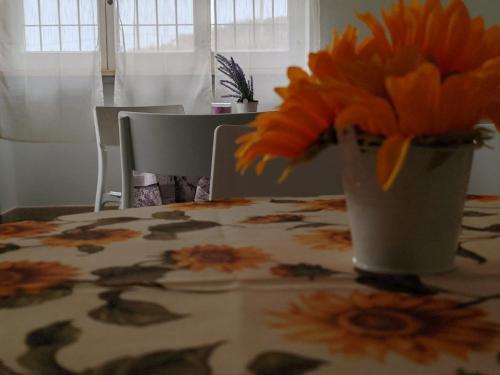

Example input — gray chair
[93,105,185,211]
[118,112,259,209]
[209,125,343,200]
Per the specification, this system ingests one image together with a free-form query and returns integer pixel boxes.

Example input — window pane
[217,0,234,24]
[81,25,98,50]
[40,0,59,25]
[61,25,80,51]
[255,0,273,21]
[275,23,288,49]
[158,0,176,24]
[274,0,287,19]
[25,26,41,51]
[217,24,235,50]
[235,24,251,49]
[177,25,193,49]
[235,0,252,23]
[159,26,176,49]
[60,0,79,25]
[177,0,193,24]
[138,0,157,24]
[24,0,40,25]
[118,0,136,25]
[138,26,157,50]
[255,24,273,49]
[41,26,60,51]
[120,25,136,51]
[79,0,97,25]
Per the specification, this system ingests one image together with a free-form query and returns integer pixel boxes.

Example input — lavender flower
[216,54,255,102]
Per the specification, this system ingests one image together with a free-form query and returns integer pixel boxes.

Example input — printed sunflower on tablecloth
[270,291,500,364]
[168,199,254,210]
[0,261,79,305]
[42,227,141,247]
[295,229,352,251]
[0,221,58,239]
[295,199,347,212]
[169,244,272,273]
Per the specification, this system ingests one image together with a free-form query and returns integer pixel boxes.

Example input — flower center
[336,308,422,337]
[0,270,24,286]
[193,250,238,264]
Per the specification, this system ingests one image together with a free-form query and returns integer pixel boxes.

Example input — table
[1,195,500,374]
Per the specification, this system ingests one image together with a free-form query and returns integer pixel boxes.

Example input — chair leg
[95,146,107,212]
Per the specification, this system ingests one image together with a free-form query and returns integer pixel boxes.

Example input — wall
[0,0,499,211]
[319,0,500,46]
[0,140,17,213]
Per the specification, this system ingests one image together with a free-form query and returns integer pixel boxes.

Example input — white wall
[0,1,498,211]
[0,140,17,213]
[319,0,500,47]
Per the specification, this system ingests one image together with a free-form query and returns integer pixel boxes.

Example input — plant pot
[338,129,475,275]
[235,100,258,113]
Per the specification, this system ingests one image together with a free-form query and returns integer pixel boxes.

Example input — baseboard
[0,205,99,223]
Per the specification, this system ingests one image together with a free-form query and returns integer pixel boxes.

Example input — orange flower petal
[377,135,412,191]
[386,63,441,134]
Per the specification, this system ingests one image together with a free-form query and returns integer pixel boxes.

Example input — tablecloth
[1,195,500,374]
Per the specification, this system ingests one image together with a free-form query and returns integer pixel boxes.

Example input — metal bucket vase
[235,100,259,113]
[338,129,475,275]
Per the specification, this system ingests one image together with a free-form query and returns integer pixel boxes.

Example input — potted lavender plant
[215,54,258,113]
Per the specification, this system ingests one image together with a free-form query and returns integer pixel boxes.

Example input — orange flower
[334,62,500,189]
[169,198,253,210]
[295,229,352,251]
[270,291,500,363]
[235,68,337,177]
[359,0,500,75]
[234,0,500,191]
[172,244,271,273]
[43,228,140,247]
[0,261,79,297]
[0,221,58,239]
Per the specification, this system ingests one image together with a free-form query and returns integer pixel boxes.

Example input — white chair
[118,112,259,209]
[209,125,343,200]
[93,105,185,212]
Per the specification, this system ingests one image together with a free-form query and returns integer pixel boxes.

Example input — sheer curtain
[0,0,103,142]
[114,0,320,112]
[212,0,320,111]
[113,0,213,113]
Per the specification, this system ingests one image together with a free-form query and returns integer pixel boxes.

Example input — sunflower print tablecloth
[1,195,500,375]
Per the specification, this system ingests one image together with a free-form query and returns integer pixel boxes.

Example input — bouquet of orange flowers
[235,0,500,191]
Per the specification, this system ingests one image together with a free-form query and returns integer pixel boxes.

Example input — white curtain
[113,0,213,113]
[114,0,320,112]
[213,0,321,111]
[0,0,103,142]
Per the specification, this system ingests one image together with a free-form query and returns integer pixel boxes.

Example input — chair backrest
[94,105,185,147]
[210,125,343,200]
[119,113,259,208]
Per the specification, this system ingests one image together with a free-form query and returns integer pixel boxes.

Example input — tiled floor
[0,206,117,223]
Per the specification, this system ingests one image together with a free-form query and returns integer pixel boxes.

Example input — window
[22,0,299,71]
[23,0,98,52]
[211,0,288,51]
[116,0,194,51]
